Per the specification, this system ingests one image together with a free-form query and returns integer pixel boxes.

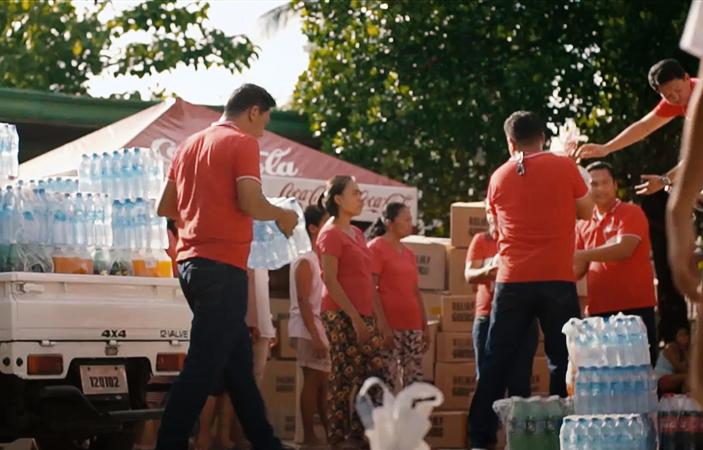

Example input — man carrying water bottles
[155,83,298,450]
[573,162,658,365]
[468,111,594,450]
[666,0,703,408]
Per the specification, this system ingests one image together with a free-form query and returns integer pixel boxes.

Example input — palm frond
[259,2,298,38]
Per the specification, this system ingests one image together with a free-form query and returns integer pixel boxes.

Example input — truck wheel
[34,433,136,450]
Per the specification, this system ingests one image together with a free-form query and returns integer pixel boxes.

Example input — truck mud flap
[40,386,163,428]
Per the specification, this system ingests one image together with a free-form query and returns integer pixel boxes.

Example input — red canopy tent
[19,97,418,222]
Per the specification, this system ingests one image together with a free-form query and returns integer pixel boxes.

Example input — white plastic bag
[356,377,444,450]
[549,119,591,186]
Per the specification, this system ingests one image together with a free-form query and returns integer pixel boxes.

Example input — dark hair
[503,111,544,145]
[368,202,408,238]
[224,83,276,116]
[585,161,615,179]
[662,320,691,344]
[303,204,327,238]
[648,59,686,91]
[317,175,354,217]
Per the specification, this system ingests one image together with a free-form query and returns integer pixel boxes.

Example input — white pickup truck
[0,273,191,450]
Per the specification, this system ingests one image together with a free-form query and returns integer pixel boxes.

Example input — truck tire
[34,432,136,450]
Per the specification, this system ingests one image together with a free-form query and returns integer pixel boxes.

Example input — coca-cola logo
[279,182,414,213]
[152,139,300,178]
[260,148,299,177]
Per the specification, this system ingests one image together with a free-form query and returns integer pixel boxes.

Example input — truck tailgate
[0,273,192,342]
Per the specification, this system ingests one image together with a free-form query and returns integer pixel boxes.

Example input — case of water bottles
[659,395,703,449]
[0,123,20,181]
[248,197,312,271]
[493,396,573,450]
[560,414,657,449]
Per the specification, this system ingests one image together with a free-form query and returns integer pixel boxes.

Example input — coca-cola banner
[19,97,417,222]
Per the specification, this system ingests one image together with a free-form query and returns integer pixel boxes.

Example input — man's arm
[157,180,179,221]
[575,193,595,221]
[576,235,640,263]
[578,112,674,159]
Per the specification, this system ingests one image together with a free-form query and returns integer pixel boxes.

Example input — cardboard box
[441,295,475,332]
[450,202,489,248]
[436,332,474,362]
[448,247,473,295]
[262,360,297,410]
[273,319,296,360]
[425,411,468,448]
[422,291,445,321]
[402,236,451,291]
[270,298,291,322]
[434,362,476,410]
[269,264,290,297]
[532,356,550,394]
[422,321,440,381]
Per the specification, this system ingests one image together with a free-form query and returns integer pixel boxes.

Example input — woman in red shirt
[317,176,388,450]
[368,203,430,393]
[464,204,538,398]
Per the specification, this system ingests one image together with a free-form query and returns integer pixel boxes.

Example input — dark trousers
[472,315,539,398]
[155,257,281,450]
[591,306,658,367]
[468,281,581,449]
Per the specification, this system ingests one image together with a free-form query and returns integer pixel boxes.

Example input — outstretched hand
[635,175,666,196]
[576,143,610,160]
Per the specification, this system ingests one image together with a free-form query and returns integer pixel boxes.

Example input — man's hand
[422,328,432,354]
[576,143,610,160]
[635,175,668,196]
[249,327,261,342]
[667,205,702,302]
[276,209,299,238]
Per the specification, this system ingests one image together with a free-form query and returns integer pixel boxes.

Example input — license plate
[79,365,129,396]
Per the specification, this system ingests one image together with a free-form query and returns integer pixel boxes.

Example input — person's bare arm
[464,259,496,284]
[295,260,323,342]
[414,284,429,328]
[575,235,640,263]
[575,193,595,221]
[236,179,288,222]
[320,254,362,321]
[664,343,688,374]
[602,112,673,153]
[157,180,179,221]
[371,274,392,331]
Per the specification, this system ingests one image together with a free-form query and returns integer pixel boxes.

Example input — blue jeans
[155,258,282,450]
[472,315,538,398]
[468,281,581,449]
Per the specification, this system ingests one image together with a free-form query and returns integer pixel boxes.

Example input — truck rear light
[27,355,64,375]
[156,353,185,372]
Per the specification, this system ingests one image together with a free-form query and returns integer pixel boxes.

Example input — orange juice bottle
[132,250,149,277]
[154,249,173,278]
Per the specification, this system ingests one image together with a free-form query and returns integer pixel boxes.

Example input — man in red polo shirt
[578,59,699,195]
[574,162,658,365]
[155,83,298,450]
[468,111,594,450]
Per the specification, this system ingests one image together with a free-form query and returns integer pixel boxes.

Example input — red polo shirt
[653,78,699,118]
[465,232,498,317]
[167,122,261,270]
[487,152,589,283]
[575,200,657,315]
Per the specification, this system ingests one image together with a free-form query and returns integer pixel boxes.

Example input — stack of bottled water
[39,177,80,193]
[563,314,658,416]
[78,148,165,202]
[560,414,656,449]
[493,396,572,450]
[659,395,703,448]
[0,123,20,180]
[248,198,312,270]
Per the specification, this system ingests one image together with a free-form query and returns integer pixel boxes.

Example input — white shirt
[288,252,328,343]
[254,269,276,339]
[682,0,703,57]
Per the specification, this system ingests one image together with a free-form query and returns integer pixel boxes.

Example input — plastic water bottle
[560,417,576,450]
[90,153,101,191]
[79,154,92,192]
[132,148,147,200]
[51,194,67,247]
[110,151,124,201]
[574,368,592,415]
[35,188,50,245]
[134,198,148,249]
[73,193,86,246]
[121,149,133,200]
[112,201,124,248]
[93,194,105,247]
[123,199,136,249]
[100,152,111,196]
[147,199,161,250]
[158,211,168,250]
[3,186,17,244]
[591,369,606,414]
[104,195,113,247]
[85,194,97,246]
[8,124,18,178]
[147,148,164,199]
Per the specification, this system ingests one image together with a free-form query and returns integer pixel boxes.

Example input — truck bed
[0,273,191,342]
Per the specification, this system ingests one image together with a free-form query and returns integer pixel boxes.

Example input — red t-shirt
[318,224,374,317]
[487,152,589,283]
[575,200,657,315]
[653,78,699,118]
[167,122,261,270]
[368,237,422,330]
[465,233,498,317]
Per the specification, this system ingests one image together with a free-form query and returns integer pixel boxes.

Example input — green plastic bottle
[509,399,529,450]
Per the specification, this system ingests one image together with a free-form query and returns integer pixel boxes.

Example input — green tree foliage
[293,0,697,233]
[0,0,257,96]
